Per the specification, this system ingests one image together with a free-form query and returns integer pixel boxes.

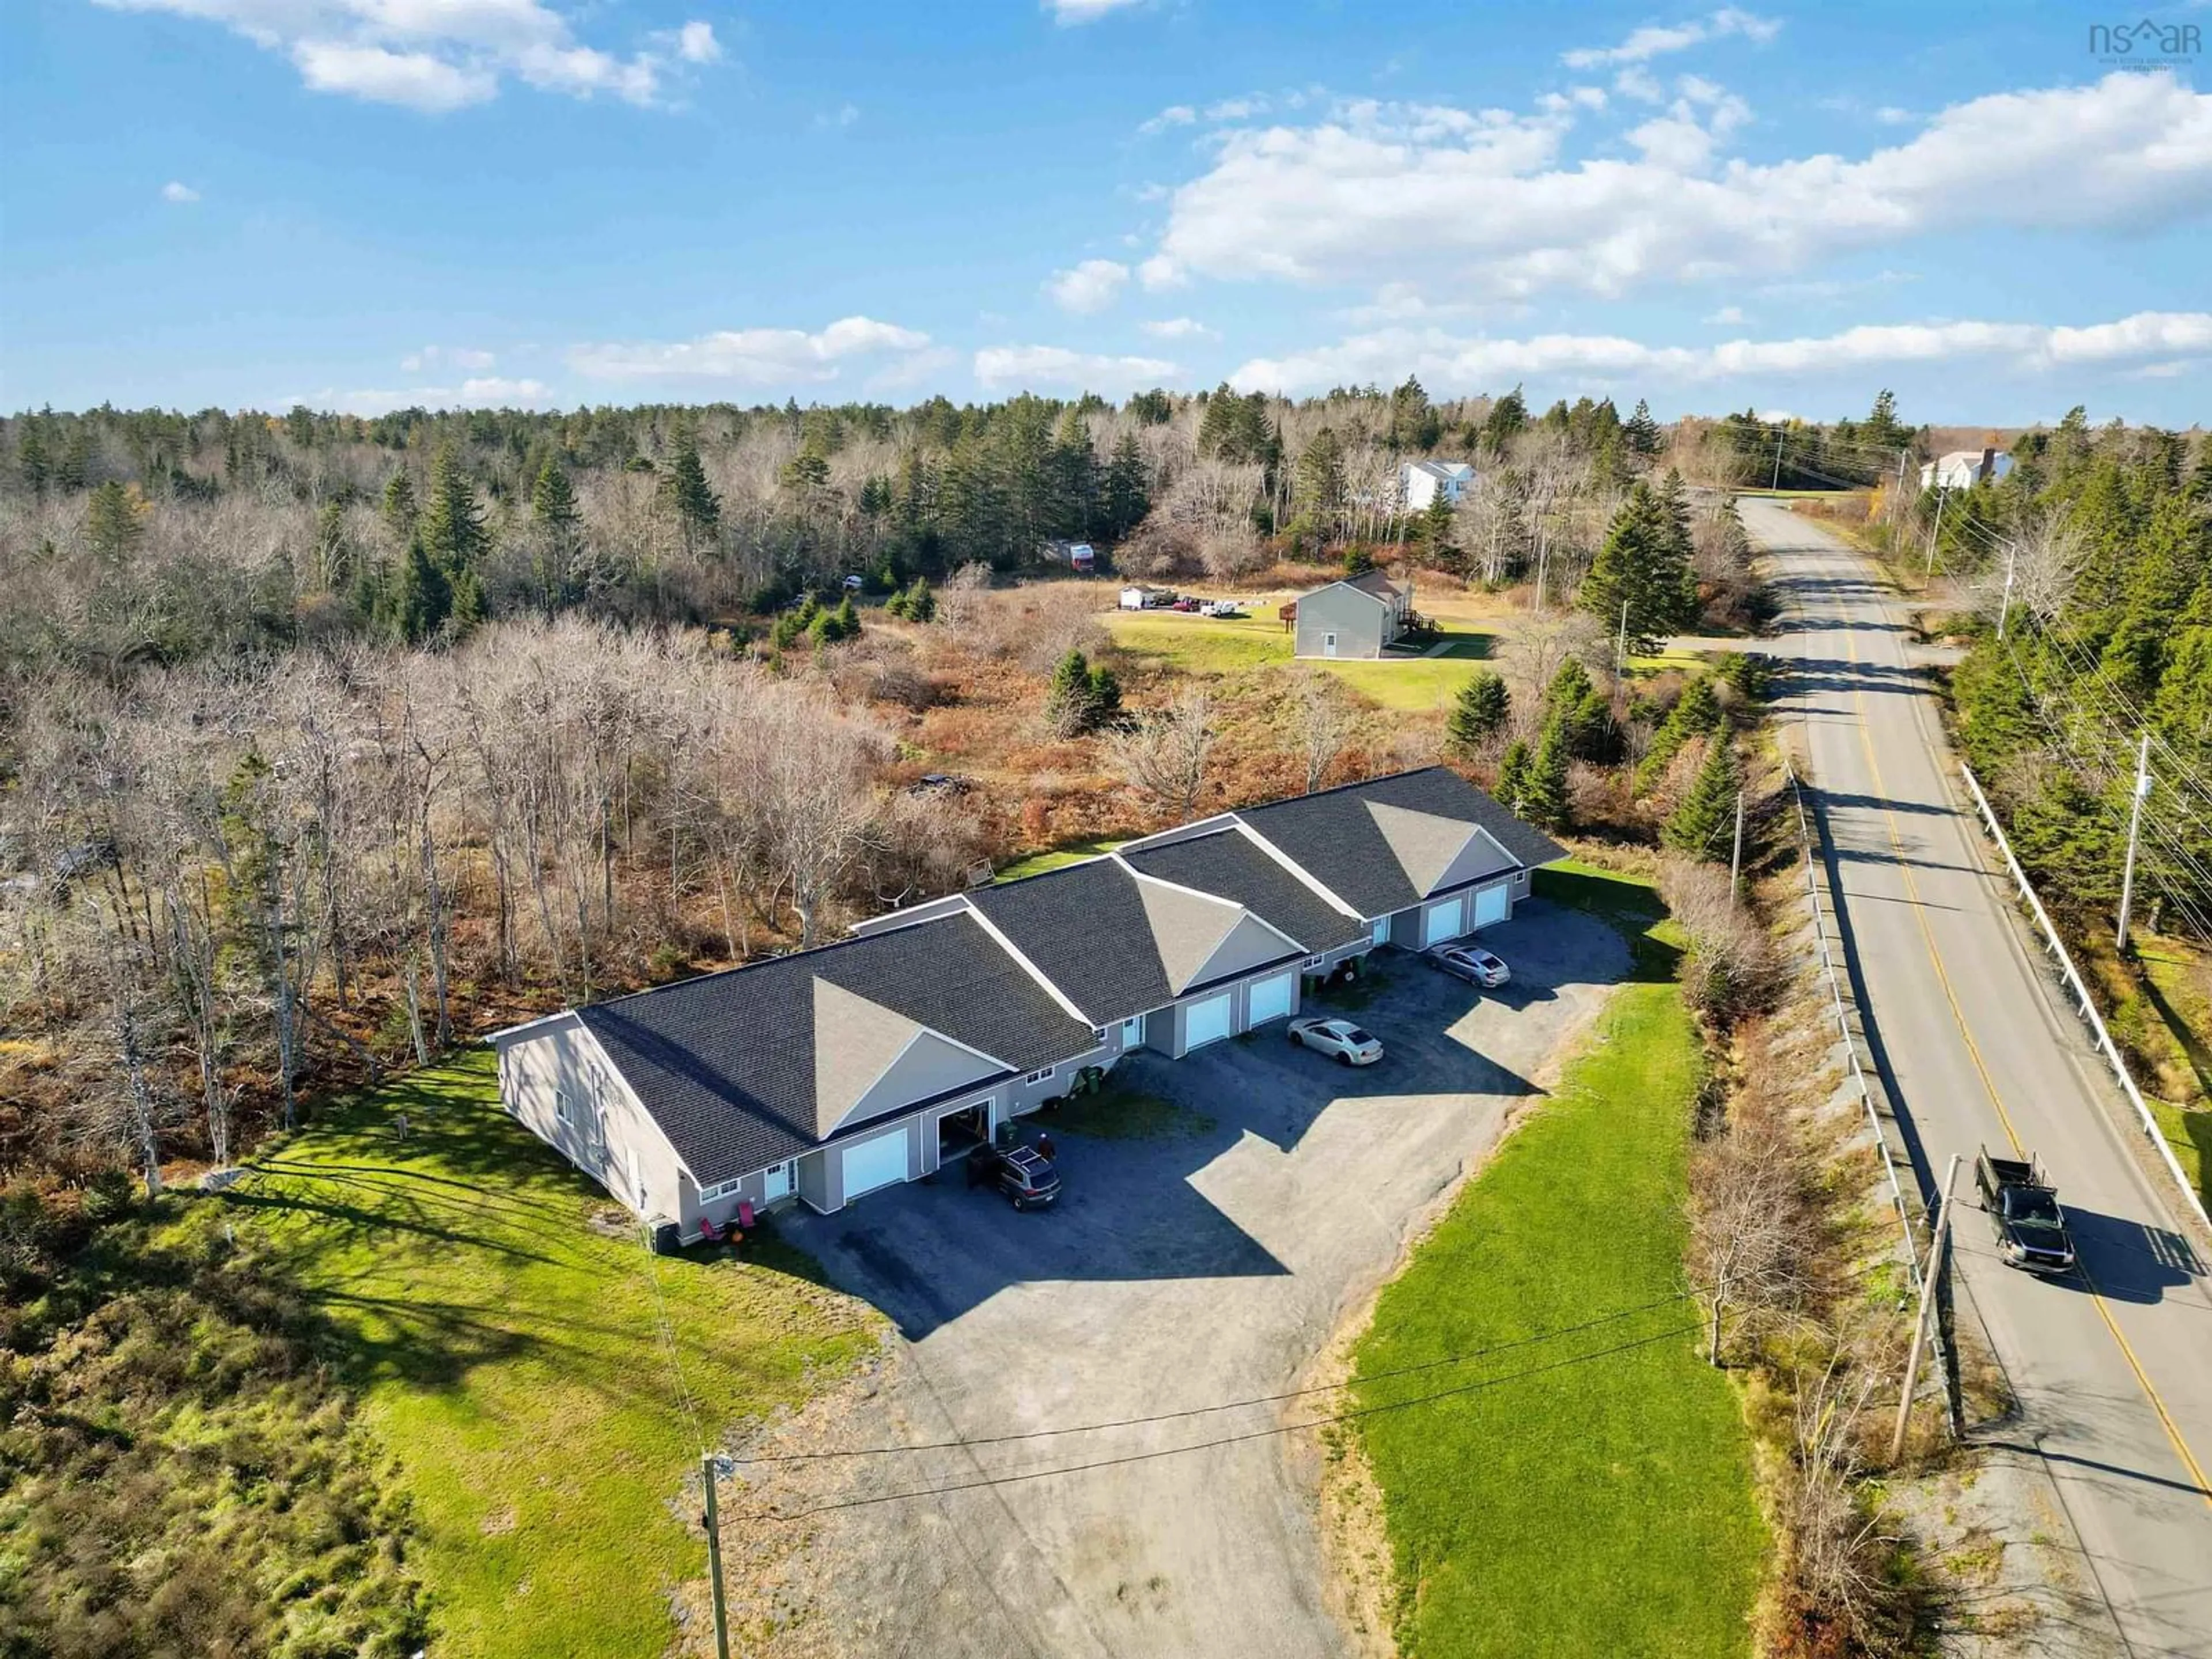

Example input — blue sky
[2,1,2208,424]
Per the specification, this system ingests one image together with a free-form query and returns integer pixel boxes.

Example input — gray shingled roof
[1119,830,1368,955]
[967,858,1176,1024]
[577,912,1096,1185]
[1234,767,1566,918]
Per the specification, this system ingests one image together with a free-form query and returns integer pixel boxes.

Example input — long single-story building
[492,767,1564,1238]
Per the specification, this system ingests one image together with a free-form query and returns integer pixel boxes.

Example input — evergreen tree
[17,419,48,494]
[1480,386,1528,457]
[1050,410,1099,536]
[1387,376,1441,451]
[391,534,452,643]
[667,423,722,551]
[532,457,581,539]
[1046,647,1107,737]
[84,479,146,561]
[833,594,861,638]
[1623,397,1662,457]
[1636,676,1722,790]
[1293,426,1347,542]
[1445,671,1510,757]
[1086,660,1124,727]
[1664,736,1740,860]
[1581,479,1699,653]
[1522,715,1571,831]
[418,448,489,577]
[312,498,351,589]
[1495,738,1532,816]
[1416,493,1457,569]
[381,471,418,540]
[1103,434,1149,539]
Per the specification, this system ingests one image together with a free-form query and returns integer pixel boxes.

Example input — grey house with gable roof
[1291,570,1411,658]
[492,767,1563,1238]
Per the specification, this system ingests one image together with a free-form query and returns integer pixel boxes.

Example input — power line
[727,1289,1700,1467]
[729,1320,1708,1524]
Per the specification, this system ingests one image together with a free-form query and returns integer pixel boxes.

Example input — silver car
[1286,1016,1384,1066]
[1428,944,1510,988]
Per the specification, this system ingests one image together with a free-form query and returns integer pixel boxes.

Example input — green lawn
[997,837,1127,881]
[1346,863,1766,1658]
[221,1051,878,1659]
[1105,611,1494,710]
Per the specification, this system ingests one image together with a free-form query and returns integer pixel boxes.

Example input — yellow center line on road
[1819,553,2212,1511]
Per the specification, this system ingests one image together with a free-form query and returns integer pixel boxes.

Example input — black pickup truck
[1974,1145,2077,1274]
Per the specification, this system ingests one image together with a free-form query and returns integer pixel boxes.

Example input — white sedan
[1286,1016,1384,1066]
[1427,944,1510,988]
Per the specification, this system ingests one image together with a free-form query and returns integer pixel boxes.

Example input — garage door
[1183,992,1233,1051]
[1422,895,1466,947]
[840,1128,908,1203]
[1247,972,1294,1026]
[1472,882,1510,929]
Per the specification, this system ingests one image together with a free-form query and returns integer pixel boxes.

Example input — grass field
[222,1051,878,1659]
[1104,609,1494,710]
[1346,862,1765,1658]
[996,837,1127,880]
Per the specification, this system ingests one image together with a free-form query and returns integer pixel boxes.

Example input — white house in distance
[1400,460,1476,512]
[1920,448,2014,490]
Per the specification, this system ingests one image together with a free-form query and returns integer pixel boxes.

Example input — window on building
[1302,955,1324,970]
[1024,1065,1056,1084]
[555,1090,573,1126]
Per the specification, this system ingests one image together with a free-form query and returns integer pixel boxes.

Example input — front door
[760,1162,793,1203]
[1323,631,1338,658]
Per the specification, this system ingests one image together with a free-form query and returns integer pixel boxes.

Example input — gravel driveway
[748,900,1628,1659]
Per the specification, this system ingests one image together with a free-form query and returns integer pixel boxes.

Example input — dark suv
[967,1143,1061,1210]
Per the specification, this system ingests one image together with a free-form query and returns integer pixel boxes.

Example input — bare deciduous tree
[1290,672,1354,794]
[1106,687,1217,824]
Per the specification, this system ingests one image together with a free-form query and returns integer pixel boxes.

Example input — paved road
[1745,497,2212,1658]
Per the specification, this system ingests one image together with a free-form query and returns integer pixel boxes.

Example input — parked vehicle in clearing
[1427,944,1510,988]
[1287,1016,1384,1067]
[1974,1145,2076,1273]
[1169,597,1202,612]
[1199,600,1247,619]
[967,1142,1062,1210]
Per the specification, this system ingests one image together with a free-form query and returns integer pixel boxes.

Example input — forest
[1912,415,2212,942]
[0,378,1814,1205]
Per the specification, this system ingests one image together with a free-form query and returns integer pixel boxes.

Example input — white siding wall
[497,1016,690,1229]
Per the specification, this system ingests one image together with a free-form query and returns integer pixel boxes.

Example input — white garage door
[1183,992,1233,1051]
[1247,972,1294,1026]
[1472,882,1510,929]
[840,1128,908,1203]
[1422,895,1466,947]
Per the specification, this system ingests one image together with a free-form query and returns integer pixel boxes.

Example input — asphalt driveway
[752,899,1628,1659]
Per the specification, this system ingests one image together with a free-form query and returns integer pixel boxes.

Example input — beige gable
[1432,824,1518,892]
[1186,911,1296,989]
[1133,876,1242,994]
[835,1029,1002,1137]
[812,977,924,1138]
[1365,800,1480,895]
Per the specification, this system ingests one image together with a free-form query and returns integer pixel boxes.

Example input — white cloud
[93,0,722,111]
[1139,316,1217,339]
[675,20,719,64]
[1137,253,1186,290]
[289,376,554,416]
[400,345,497,372]
[1206,94,1268,120]
[1046,258,1130,313]
[1562,8,1781,69]
[160,180,200,203]
[1143,73,2212,305]
[974,344,1180,392]
[1613,66,1665,104]
[1048,0,1146,23]
[1705,305,1747,325]
[567,316,932,384]
[1138,103,1196,135]
[1228,310,2212,396]
[814,101,859,129]
[1875,105,1913,125]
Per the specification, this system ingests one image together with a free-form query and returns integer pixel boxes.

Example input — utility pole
[700,1452,732,1659]
[1891,1155,1960,1465]
[1729,787,1745,904]
[1770,425,1785,491]
[2117,731,2153,951]
[1996,539,2018,640]
[1923,488,1946,581]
